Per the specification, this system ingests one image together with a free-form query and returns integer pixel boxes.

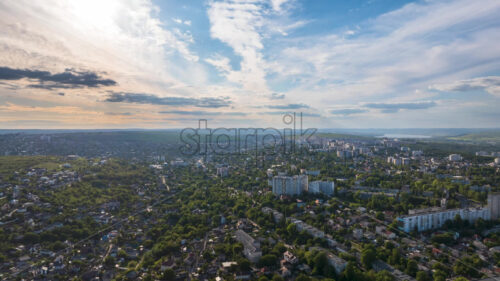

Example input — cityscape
[1,1,500,281]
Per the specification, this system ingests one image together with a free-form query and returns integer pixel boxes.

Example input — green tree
[361,245,377,269]
[161,269,175,281]
[296,274,312,281]
[406,259,418,277]
[272,274,284,281]
[239,258,251,271]
[416,271,431,281]
[375,270,395,281]
[312,252,329,276]
[258,254,278,267]
[433,270,446,281]
[104,256,116,268]
[232,243,243,257]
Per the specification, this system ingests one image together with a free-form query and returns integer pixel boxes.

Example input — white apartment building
[448,154,463,162]
[272,175,308,196]
[216,166,229,177]
[326,252,348,274]
[488,192,500,220]
[398,207,490,233]
[398,192,500,232]
[309,181,335,196]
[401,158,410,166]
[412,150,423,157]
[387,157,407,166]
[235,230,262,263]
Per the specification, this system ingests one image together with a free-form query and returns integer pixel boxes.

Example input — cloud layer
[0,67,116,89]
[105,92,232,108]
[430,76,500,97]
[0,0,499,128]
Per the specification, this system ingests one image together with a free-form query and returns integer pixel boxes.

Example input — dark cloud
[364,101,436,113]
[0,66,116,89]
[105,92,231,108]
[267,103,310,110]
[330,108,368,115]
[159,110,246,116]
[269,93,285,100]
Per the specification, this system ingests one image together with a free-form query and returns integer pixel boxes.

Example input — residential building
[448,154,462,161]
[326,252,347,274]
[272,175,308,196]
[398,207,490,232]
[216,166,229,177]
[308,181,335,196]
[235,230,262,263]
[488,192,500,220]
[401,158,410,166]
[412,150,423,157]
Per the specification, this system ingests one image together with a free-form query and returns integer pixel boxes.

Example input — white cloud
[1,0,500,128]
[270,0,290,12]
[429,76,500,97]
[172,17,191,26]
[0,0,199,95]
[267,0,500,106]
[207,0,269,92]
[205,55,232,75]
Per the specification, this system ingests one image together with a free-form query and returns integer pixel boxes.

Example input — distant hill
[449,130,500,143]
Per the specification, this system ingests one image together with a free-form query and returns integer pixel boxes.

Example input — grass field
[0,156,89,176]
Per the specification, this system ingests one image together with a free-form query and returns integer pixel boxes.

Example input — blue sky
[0,0,499,129]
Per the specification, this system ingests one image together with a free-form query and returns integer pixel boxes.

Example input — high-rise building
[448,154,462,162]
[412,150,423,157]
[488,192,500,220]
[272,175,308,196]
[309,181,335,196]
[398,192,500,232]
[216,166,229,177]
[401,158,410,166]
[397,207,490,233]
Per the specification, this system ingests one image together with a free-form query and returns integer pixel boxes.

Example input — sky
[0,0,499,129]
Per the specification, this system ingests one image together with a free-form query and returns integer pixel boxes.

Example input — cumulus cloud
[429,76,500,97]
[1,0,500,128]
[270,0,291,12]
[172,18,191,26]
[268,0,500,107]
[0,66,116,89]
[205,55,232,75]
[105,92,232,108]
[0,0,199,94]
[207,0,268,92]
